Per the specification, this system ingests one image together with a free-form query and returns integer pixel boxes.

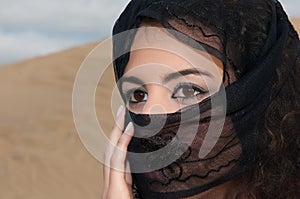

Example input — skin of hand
[102,105,134,199]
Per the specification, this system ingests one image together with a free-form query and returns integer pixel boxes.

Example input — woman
[103,0,300,198]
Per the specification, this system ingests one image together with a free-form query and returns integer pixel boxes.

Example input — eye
[172,83,207,99]
[128,89,148,103]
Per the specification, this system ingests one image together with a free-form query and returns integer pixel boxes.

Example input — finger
[104,105,125,166]
[110,122,134,182]
[125,160,132,185]
[110,122,134,169]
[112,105,125,131]
[103,106,125,192]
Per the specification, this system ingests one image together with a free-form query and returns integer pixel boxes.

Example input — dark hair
[223,1,300,198]
[251,21,300,199]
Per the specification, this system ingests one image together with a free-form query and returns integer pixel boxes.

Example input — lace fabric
[125,98,244,198]
[112,0,300,198]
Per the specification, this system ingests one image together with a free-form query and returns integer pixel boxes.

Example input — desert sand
[0,42,111,199]
[0,19,299,199]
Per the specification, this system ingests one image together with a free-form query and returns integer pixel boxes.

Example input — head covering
[112,0,300,198]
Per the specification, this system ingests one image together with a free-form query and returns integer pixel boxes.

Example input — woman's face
[120,24,224,114]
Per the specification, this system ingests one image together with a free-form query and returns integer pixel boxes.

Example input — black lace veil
[112,0,300,198]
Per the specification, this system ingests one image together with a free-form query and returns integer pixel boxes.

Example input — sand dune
[0,42,110,199]
[0,19,299,199]
[291,18,300,33]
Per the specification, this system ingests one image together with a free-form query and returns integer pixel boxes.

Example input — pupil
[182,87,194,97]
[133,90,145,101]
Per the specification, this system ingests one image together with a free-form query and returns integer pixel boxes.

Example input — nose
[143,103,168,114]
[142,84,179,114]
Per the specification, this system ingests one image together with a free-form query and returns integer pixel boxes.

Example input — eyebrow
[163,68,212,83]
[119,76,145,86]
[120,68,211,86]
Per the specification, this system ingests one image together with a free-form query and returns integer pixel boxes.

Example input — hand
[102,106,134,199]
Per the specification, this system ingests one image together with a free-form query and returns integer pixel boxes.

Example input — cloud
[281,0,300,18]
[0,30,84,64]
[0,0,298,65]
[0,0,130,64]
[0,0,130,37]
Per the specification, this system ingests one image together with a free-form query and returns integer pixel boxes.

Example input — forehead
[124,25,223,79]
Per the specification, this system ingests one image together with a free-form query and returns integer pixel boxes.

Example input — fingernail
[116,105,124,117]
[124,122,133,134]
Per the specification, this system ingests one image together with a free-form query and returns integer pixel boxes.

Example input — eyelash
[172,82,208,103]
[124,87,147,104]
[123,82,208,105]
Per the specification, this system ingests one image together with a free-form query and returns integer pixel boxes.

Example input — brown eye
[172,83,207,100]
[130,90,148,103]
[174,86,200,98]
[181,87,196,97]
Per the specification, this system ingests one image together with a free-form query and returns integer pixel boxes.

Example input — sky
[0,0,299,65]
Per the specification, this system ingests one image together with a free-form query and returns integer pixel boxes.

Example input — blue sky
[0,0,299,65]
